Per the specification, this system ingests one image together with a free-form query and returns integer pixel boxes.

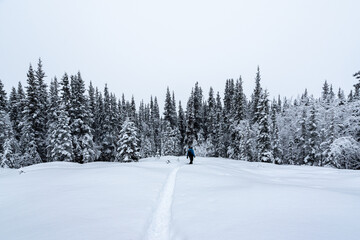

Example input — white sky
[0,0,359,110]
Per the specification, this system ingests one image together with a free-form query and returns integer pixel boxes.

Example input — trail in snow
[146,166,181,240]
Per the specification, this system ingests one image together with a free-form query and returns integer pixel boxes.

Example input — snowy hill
[1,157,360,240]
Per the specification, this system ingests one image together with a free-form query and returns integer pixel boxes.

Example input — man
[187,146,195,164]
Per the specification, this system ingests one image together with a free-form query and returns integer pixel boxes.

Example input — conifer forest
[1,59,359,169]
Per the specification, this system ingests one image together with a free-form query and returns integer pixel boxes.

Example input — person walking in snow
[187,146,195,164]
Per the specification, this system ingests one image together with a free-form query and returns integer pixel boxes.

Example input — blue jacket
[187,148,195,158]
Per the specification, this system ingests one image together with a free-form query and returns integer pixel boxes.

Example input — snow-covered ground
[1,157,360,240]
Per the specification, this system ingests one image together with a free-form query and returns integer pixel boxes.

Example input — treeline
[0,60,359,169]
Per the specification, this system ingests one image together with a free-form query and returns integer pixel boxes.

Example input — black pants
[189,156,194,164]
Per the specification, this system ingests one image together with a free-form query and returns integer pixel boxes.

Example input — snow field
[1,157,360,240]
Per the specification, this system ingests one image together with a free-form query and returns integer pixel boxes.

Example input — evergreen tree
[0,79,7,111]
[297,108,308,164]
[177,101,186,154]
[305,105,319,165]
[322,80,330,102]
[22,64,42,162]
[116,118,140,162]
[256,90,273,163]
[161,121,180,156]
[233,77,246,122]
[47,104,73,162]
[9,87,20,140]
[193,82,203,136]
[271,102,282,164]
[60,72,71,113]
[185,91,196,146]
[70,72,96,163]
[252,66,262,124]
[99,84,116,161]
[163,87,177,128]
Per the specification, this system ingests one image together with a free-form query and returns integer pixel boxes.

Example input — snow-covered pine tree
[322,80,330,103]
[213,92,225,157]
[60,73,72,113]
[116,118,140,162]
[251,66,262,124]
[177,101,186,154]
[47,103,73,162]
[0,80,7,156]
[93,88,104,146]
[233,77,246,123]
[69,72,96,163]
[0,112,21,169]
[8,87,21,140]
[45,78,60,162]
[161,121,180,156]
[353,71,360,100]
[0,79,7,111]
[171,91,177,127]
[193,82,203,138]
[99,84,116,161]
[224,79,235,116]
[204,87,217,156]
[34,58,48,160]
[305,104,319,166]
[256,90,273,163]
[22,64,42,163]
[185,90,196,146]
[271,101,282,164]
[19,116,42,167]
[164,87,177,128]
[151,96,161,155]
[297,108,308,164]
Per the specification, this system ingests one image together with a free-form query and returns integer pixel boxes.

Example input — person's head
[189,146,192,149]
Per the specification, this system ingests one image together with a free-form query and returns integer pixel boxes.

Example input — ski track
[146,166,180,240]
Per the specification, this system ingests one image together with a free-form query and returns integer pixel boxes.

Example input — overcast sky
[0,0,359,110]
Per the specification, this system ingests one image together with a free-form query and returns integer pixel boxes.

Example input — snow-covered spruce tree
[353,71,360,100]
[238,120,256,162]
[164,87,177,128]
[8,87,20,140]
[116,118,140,162]
[223,79,235,116]
[271,101,282,164]
[60,72,72,113]
[93,88,104,147]
[213,92,225,157]
[193,82,203,138]
[0,79,7,111]
[99,84,116,161]
[34,58,48,161]
[47,104,73,162]
[45,78,60,162]
[0,109,7,156]
[233,77,246,122]
[0,113,21,169]
[19,115,42,167]
[177,101,186,154]
[203,87,217,156]
[304,104,320,166]
[161,121,180,156]
[296,108,308,165]
[185,91,196,146]
[251,66,262,124]
[22,64,42,163]
[69,72,96,163]
[15,82,26,140]
[256,90,273,163]
[151,96,161,155]
[0,80,7,156]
